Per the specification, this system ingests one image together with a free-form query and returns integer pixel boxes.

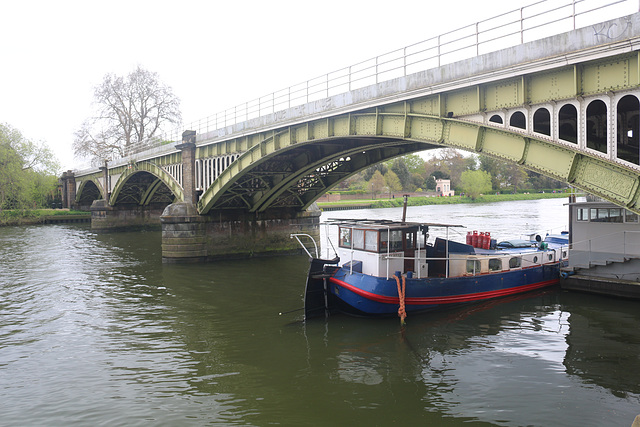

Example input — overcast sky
[1,0,627,171]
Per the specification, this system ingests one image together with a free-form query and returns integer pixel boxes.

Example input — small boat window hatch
[466,259,481,275]
[489,258,502,271]
[509,257,522,269]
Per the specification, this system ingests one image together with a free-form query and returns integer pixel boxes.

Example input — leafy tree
[425,175,436,190]
[368,170,386,198]
[431,170,449,180]
[528,171,564,190]
[385,170,402,193]
[389,158,412,191]
[504,163,529,193]
[460,169,492,200]
[403,154,426,175]
[73,66,181,164]
[0,123,59,209]
[0,142,25,209]
[362,163,388,181]
[410,172,426,190]
[424,148,475,188]
[479,155,530,192]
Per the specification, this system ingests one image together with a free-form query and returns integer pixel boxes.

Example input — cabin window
[577,208,589,221]
[548,254,554,261]
[626,211,639,223]
[466,259,481,274]
[364,230,378,252]
[353,229,365,249]
[509,257,521,269]
[489,258,502,271]
[339,228,352,247]
[533,256,538,263]
[590,208,623,223]
[609,209,623,223]
[405,232,415,250]
[381,230,403,252]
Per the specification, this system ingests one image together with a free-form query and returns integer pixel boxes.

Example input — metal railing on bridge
[109,0,640,166]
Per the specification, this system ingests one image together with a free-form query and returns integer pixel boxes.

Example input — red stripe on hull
[328,277,558,306]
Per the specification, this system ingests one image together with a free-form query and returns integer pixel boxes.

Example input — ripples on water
[1,199,640,426]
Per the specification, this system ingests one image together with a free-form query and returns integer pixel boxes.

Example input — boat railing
[384,245,568,279]
[290,233,319,258]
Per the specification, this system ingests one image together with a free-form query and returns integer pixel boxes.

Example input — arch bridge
[64,5,640,261]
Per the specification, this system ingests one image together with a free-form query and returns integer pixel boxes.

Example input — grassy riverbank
[0,209,90,226]
[318,191,572,210]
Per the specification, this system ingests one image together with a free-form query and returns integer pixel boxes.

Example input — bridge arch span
[110,161,183,206]
[197,133,436,214]
[196,105,640,215]
[76,177,104,209]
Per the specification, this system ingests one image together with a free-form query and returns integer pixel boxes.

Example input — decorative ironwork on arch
[75,177,104,205]
[109,162,183,206]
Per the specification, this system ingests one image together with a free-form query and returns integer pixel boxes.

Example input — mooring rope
[394,274,407,326]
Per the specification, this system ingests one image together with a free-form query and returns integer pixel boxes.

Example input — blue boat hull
[327,262,565,316]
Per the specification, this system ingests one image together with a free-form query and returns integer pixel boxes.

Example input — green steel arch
[110,161,183,206]
[197,105,640,215]
[75,176,105,204]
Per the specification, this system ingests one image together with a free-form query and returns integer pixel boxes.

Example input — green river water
[1,199,639,426]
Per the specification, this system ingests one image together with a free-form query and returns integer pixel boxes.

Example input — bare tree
[73,66,181,164]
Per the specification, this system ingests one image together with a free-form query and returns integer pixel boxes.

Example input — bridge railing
[104,0,640,167]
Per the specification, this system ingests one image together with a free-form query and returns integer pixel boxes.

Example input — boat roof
[324,218,464,230]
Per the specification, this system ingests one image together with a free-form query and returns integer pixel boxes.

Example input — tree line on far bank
[332,148,564,199]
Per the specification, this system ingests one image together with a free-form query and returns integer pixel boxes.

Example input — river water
[1,198,639,426]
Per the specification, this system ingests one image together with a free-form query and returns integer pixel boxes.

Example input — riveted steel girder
[197,101,640,215]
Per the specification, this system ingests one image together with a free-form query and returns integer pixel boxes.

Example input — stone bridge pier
[159,131,320,263]
[160,202,321,263]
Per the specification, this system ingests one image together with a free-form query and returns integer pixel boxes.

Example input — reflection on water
[1,199,639,426]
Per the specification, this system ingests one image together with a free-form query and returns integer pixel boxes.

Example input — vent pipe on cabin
[402,194,409,223]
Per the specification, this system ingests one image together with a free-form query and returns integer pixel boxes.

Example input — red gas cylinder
[484,232,491,249]
[472,230,478,247]
[466,231,472,245]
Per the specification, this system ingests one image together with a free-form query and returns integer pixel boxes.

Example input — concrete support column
[176,130,197,205]
[161,202,207,263]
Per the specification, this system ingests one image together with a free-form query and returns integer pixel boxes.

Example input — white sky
[0,0,564,171]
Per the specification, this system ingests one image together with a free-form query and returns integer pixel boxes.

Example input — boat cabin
[332,219,567,279]
[336,220,421,277]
